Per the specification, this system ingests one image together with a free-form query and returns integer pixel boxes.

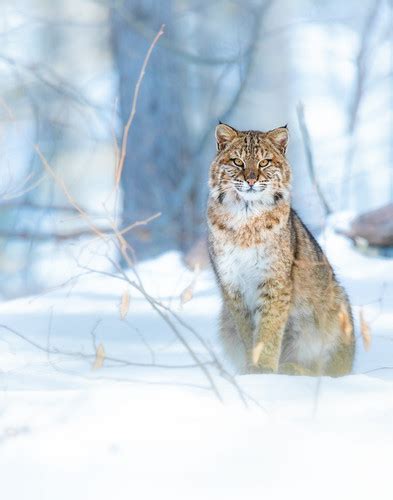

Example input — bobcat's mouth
[235,187,266,202]
[235,185,265,195]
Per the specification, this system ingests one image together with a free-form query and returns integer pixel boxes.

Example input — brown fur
[207,124,355,376]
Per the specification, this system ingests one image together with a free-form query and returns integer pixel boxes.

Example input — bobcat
[207,123,355,376]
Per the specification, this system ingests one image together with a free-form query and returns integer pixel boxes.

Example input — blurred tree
[111,0,193,259]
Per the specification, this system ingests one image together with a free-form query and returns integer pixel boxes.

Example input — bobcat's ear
[267,126,289,154]
[215,123,238,151]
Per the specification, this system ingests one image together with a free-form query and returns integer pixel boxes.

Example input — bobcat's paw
[250,342,279,374]
[279,362,313,376]
[246,364,275,375]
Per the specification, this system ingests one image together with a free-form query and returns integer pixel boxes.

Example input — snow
[1,222,393,500]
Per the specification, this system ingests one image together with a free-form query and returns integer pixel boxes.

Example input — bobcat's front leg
[252,278,292,373]
[223,290,254,355]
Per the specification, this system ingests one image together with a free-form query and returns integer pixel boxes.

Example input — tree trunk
[110,0,192,260]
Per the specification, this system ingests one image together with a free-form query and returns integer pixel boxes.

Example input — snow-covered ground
[1,219,393,500]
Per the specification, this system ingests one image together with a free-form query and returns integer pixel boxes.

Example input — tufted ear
[267,126,289,154]
[215,123,238,151]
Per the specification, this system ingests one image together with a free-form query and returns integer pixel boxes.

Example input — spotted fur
[207,124,355,376]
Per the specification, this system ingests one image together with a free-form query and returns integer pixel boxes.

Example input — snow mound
[1,222,393,500]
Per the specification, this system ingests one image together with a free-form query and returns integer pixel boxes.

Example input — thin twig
[115,25,165,186]
[0,323,211,371]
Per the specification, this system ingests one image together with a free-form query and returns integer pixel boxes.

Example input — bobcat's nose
[247,177,256,187]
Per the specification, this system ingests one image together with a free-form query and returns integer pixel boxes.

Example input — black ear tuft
[282,124,288,129]
[218,120,223,125]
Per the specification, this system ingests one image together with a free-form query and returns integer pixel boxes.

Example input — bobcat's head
[209,123,291,206]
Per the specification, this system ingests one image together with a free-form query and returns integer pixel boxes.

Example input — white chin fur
[237,189,271,203]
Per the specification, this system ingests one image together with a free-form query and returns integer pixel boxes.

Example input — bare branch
[348,0,382,133]
[296,102,332,216]
[0,200,81,213]
[0,211,161,242]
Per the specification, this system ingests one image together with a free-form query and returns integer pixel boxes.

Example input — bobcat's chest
[215,244,273,312]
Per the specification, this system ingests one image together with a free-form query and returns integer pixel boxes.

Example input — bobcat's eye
[259,159,271,168]
[232,158,244,168]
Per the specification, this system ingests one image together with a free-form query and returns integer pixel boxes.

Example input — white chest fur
[215,244,272,312]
